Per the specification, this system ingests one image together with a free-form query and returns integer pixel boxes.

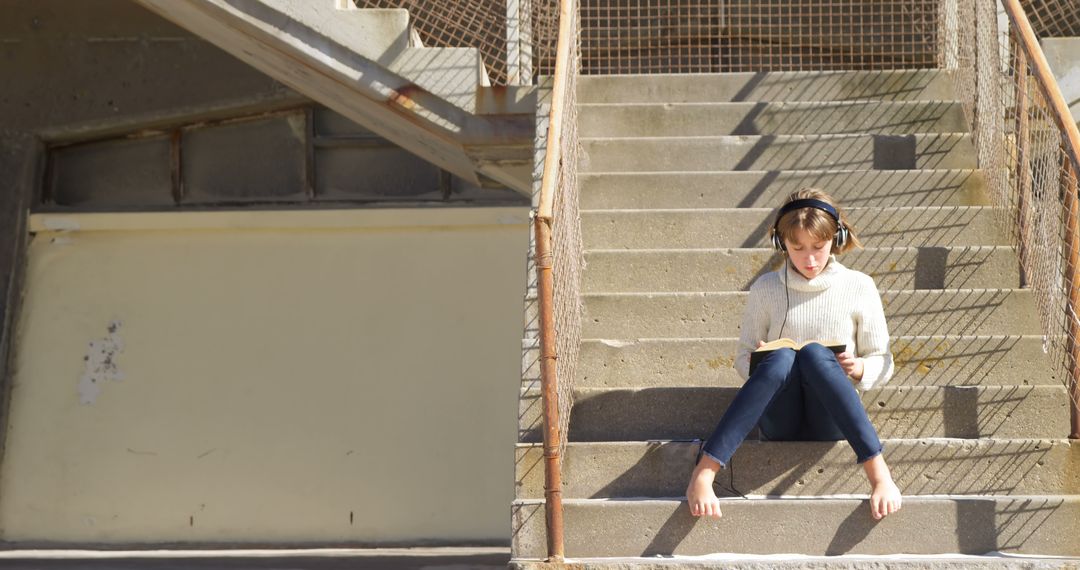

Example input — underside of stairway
[131,0,536,195]
[514,70,1080,564]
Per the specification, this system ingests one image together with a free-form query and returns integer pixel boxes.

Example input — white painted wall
[0,207,529,544]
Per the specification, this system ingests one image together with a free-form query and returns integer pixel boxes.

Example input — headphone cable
[778,257,790,340]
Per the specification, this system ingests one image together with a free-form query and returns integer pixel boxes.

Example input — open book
[749,339,846,375]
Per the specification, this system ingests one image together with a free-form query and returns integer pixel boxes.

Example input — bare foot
[863,454,902,520]
[870,478,902,520]
[686,456,723,518]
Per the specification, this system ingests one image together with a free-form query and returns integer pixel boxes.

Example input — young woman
[685,188,903,520]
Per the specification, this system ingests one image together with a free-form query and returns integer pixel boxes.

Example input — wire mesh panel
[549,4,583,463]
[575,0,940,74]
[578,1,723,74]
[533,0,562,78]
[348,1,1075,82]
[946,0,1080,422]
[1020,0,1080,36]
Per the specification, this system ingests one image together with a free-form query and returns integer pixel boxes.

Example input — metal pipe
[1063,158,1080,439]
[532,0,576,559]
[533,216,565,560]
[1013,30,1031,289]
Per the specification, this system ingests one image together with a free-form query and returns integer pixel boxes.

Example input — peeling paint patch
[78,320,125,405]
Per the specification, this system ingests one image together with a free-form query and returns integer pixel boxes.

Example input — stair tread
[511,494,1080,557]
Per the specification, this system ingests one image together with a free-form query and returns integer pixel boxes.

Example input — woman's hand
[757,340,766,348]
[837,352,864,380]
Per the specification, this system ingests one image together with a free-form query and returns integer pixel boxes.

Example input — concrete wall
[0,0,532,546]
[0,0,304,141]
[1041,37,1080,122]
[0,208,529,544]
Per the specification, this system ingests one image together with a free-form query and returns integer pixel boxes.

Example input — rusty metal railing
[533,0,582,560]
[945,0,1080,437]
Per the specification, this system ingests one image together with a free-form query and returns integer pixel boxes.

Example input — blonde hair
[773,188,862,254]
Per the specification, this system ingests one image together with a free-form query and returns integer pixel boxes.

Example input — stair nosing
[578,70,953,78]
[581,205,996,213]
[521,385,1068,395]
[580,168,981,176]
[514,494,1080,505]
[583,288,1032,297]
[582,133,971,142]
[578,100,966,108]
[584,245,1015,254]
[516,437,1077,448]
[579,334,1048,342]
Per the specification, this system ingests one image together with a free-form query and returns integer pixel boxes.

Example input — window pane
[181,114,307,203]
[49,136,173,208]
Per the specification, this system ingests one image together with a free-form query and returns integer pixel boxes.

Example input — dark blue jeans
[700,343,883,467]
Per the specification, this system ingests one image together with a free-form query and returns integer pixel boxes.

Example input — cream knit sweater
[734,255,895,391]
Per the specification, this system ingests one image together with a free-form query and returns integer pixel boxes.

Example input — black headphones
[770,198,849,252]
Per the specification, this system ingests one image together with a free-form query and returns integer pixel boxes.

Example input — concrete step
[519,385,1071,442]
[579,101,969,137]
[511,496,1080,558]
[577,70,958,104]
[582,247,1020,293]
[577,289,1040,338]
[582,134,977,172]
[579,170,990,209]
[581,207,1007,249]
[388,46,486,113]
[511,557,1080,569]
[561,336,1060,389]
[515,439,1080,499]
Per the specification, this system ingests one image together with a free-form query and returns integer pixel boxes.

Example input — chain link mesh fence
[548,2,583,465]
[946,0,1080,418]
[350,1,1078,81]
[579,0,941,73]
[1020,0,1080,36]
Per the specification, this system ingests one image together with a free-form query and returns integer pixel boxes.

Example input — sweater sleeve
[735,279,772,381]
[854,274,894,391]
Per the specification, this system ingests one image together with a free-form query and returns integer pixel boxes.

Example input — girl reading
[685,188,903,520]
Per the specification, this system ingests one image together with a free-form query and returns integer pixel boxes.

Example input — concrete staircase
[130,0,535,194]
[513,70,1080,564]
